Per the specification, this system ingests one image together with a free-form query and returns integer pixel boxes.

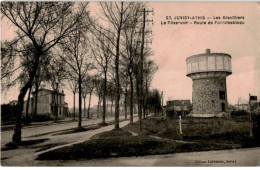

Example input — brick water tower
[186,49,232,117]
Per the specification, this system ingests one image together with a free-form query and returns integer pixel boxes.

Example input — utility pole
[249,93,252,137]
[161,91,164,117]
[139,7,146,134]
[136,7,154,135]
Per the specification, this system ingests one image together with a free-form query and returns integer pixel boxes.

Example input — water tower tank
[186,49,232,117]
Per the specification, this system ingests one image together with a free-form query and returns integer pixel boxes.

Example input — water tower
[186,49,232,117]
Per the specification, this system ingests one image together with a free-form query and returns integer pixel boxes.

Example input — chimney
[206,49,210,54]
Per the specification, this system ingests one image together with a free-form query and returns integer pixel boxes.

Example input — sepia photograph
[1,1,260,166]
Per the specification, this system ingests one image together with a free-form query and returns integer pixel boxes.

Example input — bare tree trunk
[73,92,76,120]
[83,97,86,118]
[13,82,33,143]
[87,90,92,119]
[102,72,107,124]
[143,94,145,119]
[34,79,39,115]
[97,94,101,118]
[55,90,59,121]
[114,2,124,130]
[129,74,134,123]
[78,75,82,129]
[26,86,32,118]
[125,87,128,120]
[13,53,40,144]
[111,99,113,116]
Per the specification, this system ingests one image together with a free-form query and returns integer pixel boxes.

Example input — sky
[1,2,260,108]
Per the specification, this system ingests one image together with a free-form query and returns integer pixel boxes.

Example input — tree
[107,81,116,116]
[90,28,113,124]
[1,2,88,143]
[121,74,129,120]
[86,77,96,119]
[121,3,143,123]
[67,79,78,120]
[2,42,35,118]
[82,76,96,119]
[147,89,162,115]
[98,2,139,129]
[1,41,18,83]
[143,59,158,118]
[58,28,93,130]
[93,78,103,118]
[82,82,88,119]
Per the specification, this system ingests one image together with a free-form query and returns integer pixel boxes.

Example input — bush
[21,116,33,125]
[1,104,18,124]
[230,110,248,117]
[31,114,53,122]
[252,110,260,142]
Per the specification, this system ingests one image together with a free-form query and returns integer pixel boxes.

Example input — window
[219,91,225,100]
[221,103,225,112]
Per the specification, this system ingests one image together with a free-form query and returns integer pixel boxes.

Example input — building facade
[186,49,232,117]
[166,100,192,117]
[23,89,68,118]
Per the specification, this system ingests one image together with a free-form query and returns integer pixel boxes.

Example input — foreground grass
[37,116,259,160]
[2,138,49,151]
[36,129,231,160]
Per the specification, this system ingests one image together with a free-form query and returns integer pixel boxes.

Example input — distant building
[23,88,67,118]
[166,100,192,117]
[9,100,18,106]
[64,102,69,117]
[234,104,249,111]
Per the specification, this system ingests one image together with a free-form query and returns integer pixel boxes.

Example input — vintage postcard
[1,1,260,166]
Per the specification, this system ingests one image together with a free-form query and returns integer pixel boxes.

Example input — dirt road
[33,147,260,166]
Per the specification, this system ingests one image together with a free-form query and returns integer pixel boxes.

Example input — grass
[123,117,252,140]
[36,116,260,160]
[37,130,170,160]
[2,138,49,151]
[52,119,125,136]
[34,142,68,152]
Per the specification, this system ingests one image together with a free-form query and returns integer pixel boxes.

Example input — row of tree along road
[1,2,161,144]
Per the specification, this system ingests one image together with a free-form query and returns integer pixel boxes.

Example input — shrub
[1,104,18,124]
[31,114,53,122]
[252,110,260,142]
[230,110,248,117]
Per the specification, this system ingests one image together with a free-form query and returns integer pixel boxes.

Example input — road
[33,147,260,166]
[1,115,139,166]
[1,115,127,147]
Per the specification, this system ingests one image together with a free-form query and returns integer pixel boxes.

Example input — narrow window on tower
[219,91,225,100]
[221,103,225,112]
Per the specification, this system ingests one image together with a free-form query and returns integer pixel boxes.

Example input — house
[9,100,18,106]
[23,88,67,118]
[234,104,249,111]
[166,100,192,117]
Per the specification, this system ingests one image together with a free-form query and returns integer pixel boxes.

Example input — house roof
[31,88,65,96]
[9,100,18,104]
[167,100,191,106]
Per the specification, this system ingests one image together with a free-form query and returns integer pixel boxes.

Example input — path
[33,147,260,166]
[1,115,138,166]
[1,115,128,147]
